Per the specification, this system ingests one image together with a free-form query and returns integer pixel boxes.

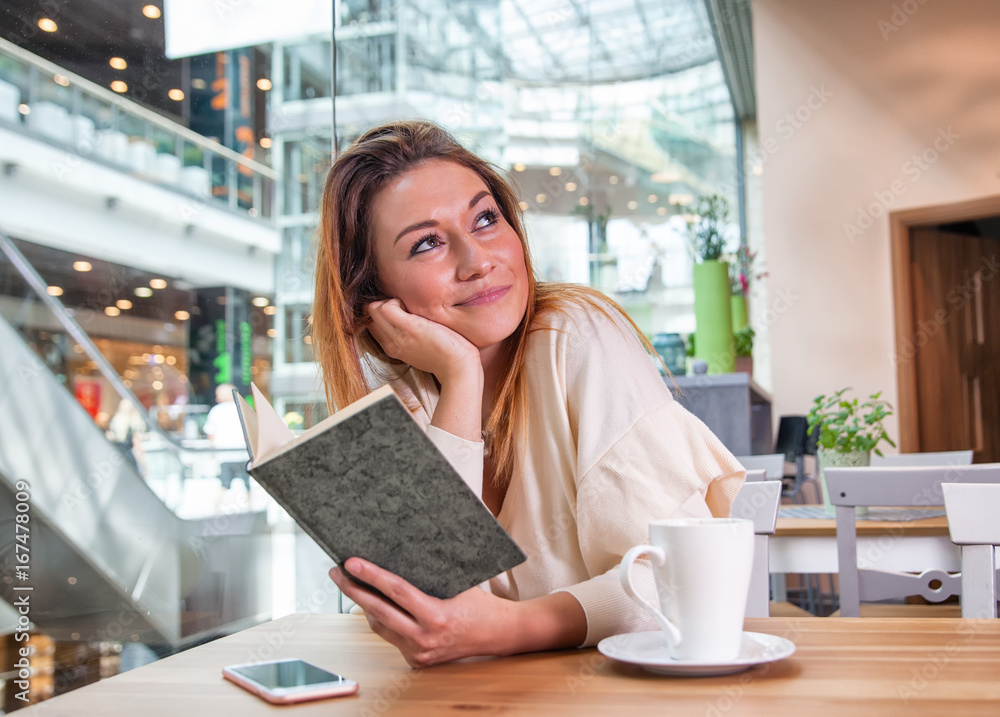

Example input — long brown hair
[312,120,652,485]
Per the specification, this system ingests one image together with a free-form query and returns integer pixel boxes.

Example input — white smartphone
[222,658,359,704]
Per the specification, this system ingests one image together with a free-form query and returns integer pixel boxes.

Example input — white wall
[752,0,1000,437]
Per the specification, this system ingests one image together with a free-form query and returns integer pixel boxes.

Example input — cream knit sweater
[390,297,746,646]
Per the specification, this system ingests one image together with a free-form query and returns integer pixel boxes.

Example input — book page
[234,392,259,461]
[250,383,296,466]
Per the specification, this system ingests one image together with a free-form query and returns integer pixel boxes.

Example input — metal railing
[0,37,277,220]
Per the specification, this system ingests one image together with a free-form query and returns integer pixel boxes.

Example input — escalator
[0,231,271,648]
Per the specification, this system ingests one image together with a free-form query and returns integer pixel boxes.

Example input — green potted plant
[734,326,754,375]
[807,388,896,515]
[727,243,768,332]
[688,194,735,374]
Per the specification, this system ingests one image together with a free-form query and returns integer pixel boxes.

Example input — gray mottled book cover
[249,392,526,599]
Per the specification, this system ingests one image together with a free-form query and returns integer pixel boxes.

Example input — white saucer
[597,631,795,676]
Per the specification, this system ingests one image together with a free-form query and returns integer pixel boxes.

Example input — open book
[234,384,526,599]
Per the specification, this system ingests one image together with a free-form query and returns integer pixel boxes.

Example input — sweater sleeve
[556,401,746,645]
[542,302,745,646]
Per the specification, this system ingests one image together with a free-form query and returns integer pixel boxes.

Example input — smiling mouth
[457,285,512,307]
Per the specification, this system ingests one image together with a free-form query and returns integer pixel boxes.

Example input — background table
[22,614,1000,716]
[771,514,956,574]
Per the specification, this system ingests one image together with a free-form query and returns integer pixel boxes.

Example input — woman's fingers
[344,558,433,620]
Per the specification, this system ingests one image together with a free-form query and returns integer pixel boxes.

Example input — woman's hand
[329,558,587,668]
[367,298,484,443]
[330,558,515,667]
[366,299,480,385]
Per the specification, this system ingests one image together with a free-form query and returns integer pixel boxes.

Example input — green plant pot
[817,448,871,517]
[731,294,748,332]
[693,260,735,374]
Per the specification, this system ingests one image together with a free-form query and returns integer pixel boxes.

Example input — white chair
[731,480,782,617]
[180,165,211,197]
[30,101,72,143]
[872,450,973,468]
[128,139,157,173]
[155,152,182,184]
[96,130,131,165]
[942,483,1000,619]
[744,468,766,482]
[736,453,784,480]
[826,464,1000,616]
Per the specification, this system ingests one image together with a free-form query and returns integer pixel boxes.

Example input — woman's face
[371,160,529,352]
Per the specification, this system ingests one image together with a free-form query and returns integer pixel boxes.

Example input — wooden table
[22,614,1000,716]
[771,514,957,575]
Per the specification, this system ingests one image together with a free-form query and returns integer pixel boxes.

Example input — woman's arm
[330,558,586,667]
[367,299,483,442]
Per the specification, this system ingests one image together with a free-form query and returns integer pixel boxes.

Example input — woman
[314,121,745,667]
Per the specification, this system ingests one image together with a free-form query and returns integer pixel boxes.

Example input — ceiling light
[513,163,526,172]
[150,279,167,289]
[110,81,128,93]
[73,261,92,272]
[752,165,764,176]
[47,286,63,296]
[142,5,161,19]
[116,299,132,310]
[37,18,57,32]
[627,200,638,210]
[564,182,577,192]
[609,176,619,185]
[105,306,121,316]
[579,197,590,206]
[259,137,272,149]
[168,89,185,101]
[549,167,561,176]
[263,305,277,316]
[267,328,277,338]
[134,287,153,298]
[152,380,163,390]
[518,201,528,211]
[650,169,683,184]
[53,75,69,87]
[191,78,207,90]
[256,78,272,91]
[109,57,127,70]
[648,194,658,203]
[535,193,547,203]
[668,193,694,206]
[174,310,190,321]
[17,104,30,115]
[166,355,177,365]
[252,297,270,307]
[657,207,667,216]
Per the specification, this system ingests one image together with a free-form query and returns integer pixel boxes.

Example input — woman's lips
[457,285,512,306]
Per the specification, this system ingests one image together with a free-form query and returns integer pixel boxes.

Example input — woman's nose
[456,238,494,281]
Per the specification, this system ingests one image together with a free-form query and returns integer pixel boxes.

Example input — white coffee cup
[619,517,754,661]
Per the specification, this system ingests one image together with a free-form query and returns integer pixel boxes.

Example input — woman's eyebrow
[393,190,493,245]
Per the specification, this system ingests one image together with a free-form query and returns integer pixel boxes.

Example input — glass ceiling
[500,0,716,85]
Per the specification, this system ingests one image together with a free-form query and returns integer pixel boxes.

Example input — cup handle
[619,545,683,648]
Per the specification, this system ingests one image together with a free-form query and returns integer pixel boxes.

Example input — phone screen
[229,660,349,689]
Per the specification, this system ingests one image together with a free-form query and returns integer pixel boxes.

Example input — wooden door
[909,229,1000,463]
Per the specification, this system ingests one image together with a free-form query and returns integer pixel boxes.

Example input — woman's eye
[411,234,440,255]
[475,208,499,229]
